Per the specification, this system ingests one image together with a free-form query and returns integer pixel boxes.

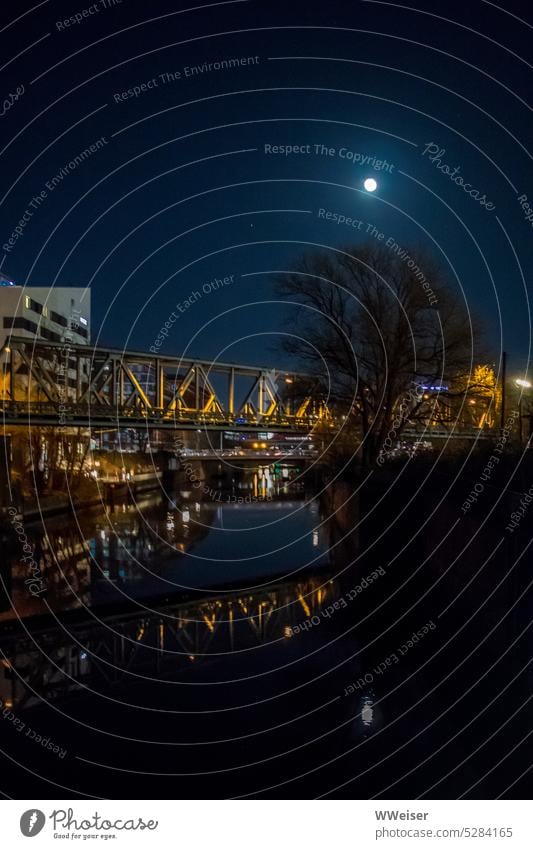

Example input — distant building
[0,281,90,349]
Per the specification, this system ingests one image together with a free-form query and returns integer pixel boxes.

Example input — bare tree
[277,242,485,467]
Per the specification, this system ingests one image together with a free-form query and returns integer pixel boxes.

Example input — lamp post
[514,378,532,446]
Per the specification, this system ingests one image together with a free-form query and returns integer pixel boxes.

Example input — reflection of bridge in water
[0,575,337,711]
[1,337,332,432]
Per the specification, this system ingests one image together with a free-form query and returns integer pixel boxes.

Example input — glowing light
[363,177,378,192]
[361,697,374,726]
[298,594,311,617]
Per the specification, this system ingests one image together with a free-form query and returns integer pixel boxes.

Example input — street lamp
[514,378,532,446]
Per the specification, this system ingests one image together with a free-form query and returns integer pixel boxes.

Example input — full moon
[364,177,378,192]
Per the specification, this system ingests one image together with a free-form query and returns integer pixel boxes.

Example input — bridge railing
[402,427,494,440]
[0,399,329,431]
[178,448,318,459]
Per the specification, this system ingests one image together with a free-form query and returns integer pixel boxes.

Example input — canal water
[0,468,330,620]
[0,465,531,799]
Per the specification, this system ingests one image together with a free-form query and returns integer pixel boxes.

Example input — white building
[0,277,90,348]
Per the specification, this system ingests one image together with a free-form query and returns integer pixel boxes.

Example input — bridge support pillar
[228,368,235,415]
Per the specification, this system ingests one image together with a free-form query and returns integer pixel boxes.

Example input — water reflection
[0,574,338,711]
[0,468,331,621]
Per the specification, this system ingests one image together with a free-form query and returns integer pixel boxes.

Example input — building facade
[0,280,90,349]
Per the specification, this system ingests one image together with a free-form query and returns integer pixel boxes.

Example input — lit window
[42,306,48,317]
[24,295,30,309]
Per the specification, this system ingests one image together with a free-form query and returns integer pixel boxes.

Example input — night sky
[1,0,532,371]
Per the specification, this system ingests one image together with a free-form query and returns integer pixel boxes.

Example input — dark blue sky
[0,0,532,371]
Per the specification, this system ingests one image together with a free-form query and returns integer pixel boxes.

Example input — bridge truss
[1,337,331,431]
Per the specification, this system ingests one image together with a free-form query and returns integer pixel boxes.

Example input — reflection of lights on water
[312,529,319,547]
[361,697,374,726]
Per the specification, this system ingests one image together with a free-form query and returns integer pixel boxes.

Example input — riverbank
[1,471,163,524]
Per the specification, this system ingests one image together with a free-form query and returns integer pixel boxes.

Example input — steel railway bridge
[0,337,331,432]
[0,338,495,442]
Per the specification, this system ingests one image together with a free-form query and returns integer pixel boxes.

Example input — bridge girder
[1,337,331,431]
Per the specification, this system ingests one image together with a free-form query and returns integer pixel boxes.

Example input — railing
[0,400,327,431]
[177,448,318,459]
[402,427,493,440]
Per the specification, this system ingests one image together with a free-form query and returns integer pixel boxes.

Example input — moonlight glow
[364,178,378,192]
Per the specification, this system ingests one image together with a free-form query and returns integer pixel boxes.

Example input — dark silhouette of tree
[277,242,485,467]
